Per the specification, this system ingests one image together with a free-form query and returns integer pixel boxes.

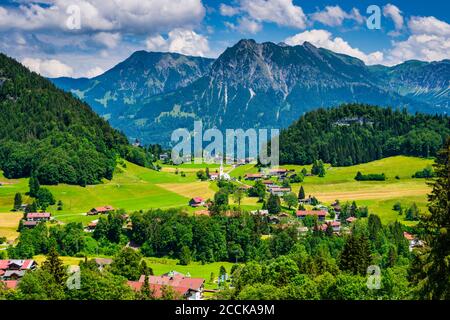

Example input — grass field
[0,156,433,235]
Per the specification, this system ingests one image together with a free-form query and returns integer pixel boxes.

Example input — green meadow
[0,155,433,233]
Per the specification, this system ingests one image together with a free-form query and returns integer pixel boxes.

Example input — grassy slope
[0,156,433,229]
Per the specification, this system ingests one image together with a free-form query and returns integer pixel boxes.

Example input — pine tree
[267,194,281,214]
[340,235,371,275]
[417,137,450,299]
[42,247,67,286]
[13,192,22,211]
[298,186,305,200]
[28,172,40,197]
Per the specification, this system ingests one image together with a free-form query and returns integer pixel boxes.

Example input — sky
[0,0,449,78]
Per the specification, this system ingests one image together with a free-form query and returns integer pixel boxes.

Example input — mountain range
[51,39,450,146]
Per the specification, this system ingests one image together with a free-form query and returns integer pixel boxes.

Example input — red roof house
[189,197,205,207]
[26,212,51,221]
[88,205,114,215]
[296,210,327,221]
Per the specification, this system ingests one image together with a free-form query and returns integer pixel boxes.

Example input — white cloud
[22,57,73,77]
[285,29,384,65]
[0,0,206,34]
[92,32,121,48]
[408,16,450,37]
[240,0,307,29]
[220,4,240,17]
[310,6,363,27]
[383,4,404,35]
[381,16,450,65]
[146,29,211,57]
[225,17,262,34]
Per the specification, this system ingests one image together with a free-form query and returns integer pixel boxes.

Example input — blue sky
[0,0,449,78]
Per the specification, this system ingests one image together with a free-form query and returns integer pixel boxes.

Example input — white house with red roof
[0,259,37,281]
[189,197,205,207]
[88,205,114,215]
[26,212,51,222]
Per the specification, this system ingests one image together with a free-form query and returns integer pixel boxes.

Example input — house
[189,197,205,207]
[296,210,327,221]
[159,153,169,161]
[323,221,341,233]
[269,187,291,196]
[244,173,264,181]
[128,272,205,300]
[87,205,114,215]
[86,220,98,232]
[194,210,210,216]
[262,180,276,188]
[404,232,425,252]
[314,204,329,212]
[298,226,309,236]
[268,216,281,224]
[22,220,38,228]
[268,168,288,177]
[298,196,313,205]
[238,184,252,191]
[346,217,357,224]
[26,212,51,222]
[0,280,18,290]
[0,260,37,281]
[94,258,113,271]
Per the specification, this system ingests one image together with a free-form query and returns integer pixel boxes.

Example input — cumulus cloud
[383,4,404,35]
[284,29,384,65]
[22,57,73,77]
[310,6,364,27]
[146,29,211,57]
[222,0,307,30]
[382,16,450,65]
[225,17,262,34]
[0,0,205,34]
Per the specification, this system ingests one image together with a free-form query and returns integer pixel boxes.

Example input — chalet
[404,232,425,252]
[209,173,220,180]
[87,205,114,215]
[244,173,264,181]
[331,202,342,212]
[26,212,51,222]
[238,184,252,191]
[323,221,341,233]
[0,259,36,281]
[189,197,205,207]
[262,180,276,188]
[296,210,327,221]
[298,196,313,205]
[279,213,290,218]
[268,168,288,177]
[268,216,281,224]
[269,187,291,196]
[298,226,309,236]
[86,220,98,232]
[128,272,205,300]
[314,204,329,212]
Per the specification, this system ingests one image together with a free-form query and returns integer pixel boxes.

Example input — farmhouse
[296,210,327,221]
[268,168,288,177]
[86,220,98,232]
[26,212,51,222]
[346,217,357,224]
[189,197,205,207]
[322,221,341,233]
[88,205,114,215]
[128,272,205,300]
[404,232,425,252]
[22,221,38,228]
[269,187,291,196]
[244,173,264,181]
[262,180,276,188]
[94,258,113,271]
[0,259,37,281]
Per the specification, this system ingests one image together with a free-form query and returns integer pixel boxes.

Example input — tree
[405,203,420,221]
[416,137,450,299]
[283,192,298,210]
[312,160,326,177]
[249,180,266,202]
[42,246,67,286]
[179,246,191,265]
[267,194,281,214]
[368,214,382,242]
[36,188,56,210]
[110,248,142,280]
[138,274,155,300]
[18,269,66,300]
[232,188,245,207]
[339,235,371,275]
[298,186,305,200]
[28,172,40,197]
[13,192,22,211]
